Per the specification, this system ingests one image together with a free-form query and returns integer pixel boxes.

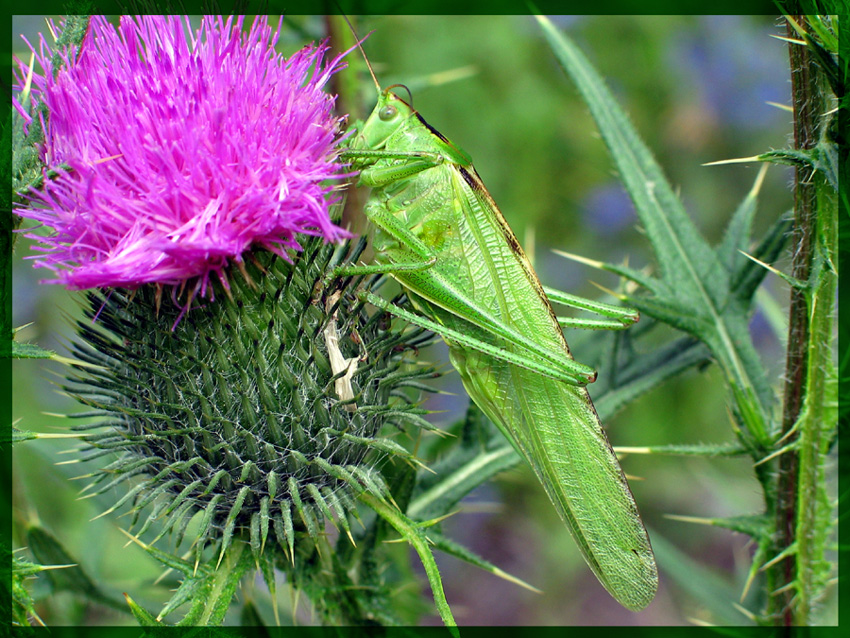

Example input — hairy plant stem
[768,14,828,626]
[795,176,836,624]
[198,542,252,626]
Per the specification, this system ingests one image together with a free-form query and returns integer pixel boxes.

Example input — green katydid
[333,36,658,612]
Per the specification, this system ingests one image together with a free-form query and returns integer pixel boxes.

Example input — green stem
[794,173,837,625]
[359,492,458,632]
[768,13,830,626]
[194,542,253,626]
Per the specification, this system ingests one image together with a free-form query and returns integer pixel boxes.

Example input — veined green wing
[398,163,658,611]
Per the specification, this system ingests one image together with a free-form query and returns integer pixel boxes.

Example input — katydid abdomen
[342,87,658,611]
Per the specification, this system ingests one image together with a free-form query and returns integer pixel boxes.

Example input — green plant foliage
[12,13,835,627]
[26,525,126,613]
[536,12,838,626]
[8,547,46,627]
[537,15,784,449]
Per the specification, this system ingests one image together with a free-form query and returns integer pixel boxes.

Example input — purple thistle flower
[14,15,350,300]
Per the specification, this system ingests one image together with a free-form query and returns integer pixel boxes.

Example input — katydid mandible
[335,46,658,612]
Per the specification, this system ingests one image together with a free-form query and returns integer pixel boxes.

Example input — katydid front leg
[340,147,445,184]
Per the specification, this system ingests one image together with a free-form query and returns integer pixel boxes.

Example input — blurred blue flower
[547,15,585,30]
[670,15,787,132]
[581,182,635,236]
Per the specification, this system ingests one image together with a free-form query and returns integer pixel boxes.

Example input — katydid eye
[379,105,397,121]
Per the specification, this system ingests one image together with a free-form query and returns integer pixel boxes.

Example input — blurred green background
[12,14,813,626]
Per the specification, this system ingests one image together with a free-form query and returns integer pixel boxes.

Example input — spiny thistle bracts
[65,235,439,569]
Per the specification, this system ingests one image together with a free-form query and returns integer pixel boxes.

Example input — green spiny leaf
[594,336,711,420]
[196,493,224,563]
[259,496,271,552]
[359,492,457,632]
[614,442,750,458]
[306,483,337,530]
[250,512,262,565]
[536,14,777,446]
[152,499,197,544]
[125,594,164,626]
[11,341,55,360]
[759,143,838,193]
[275,500,295,562]
[665,513,770,538]
[717,165,767,274]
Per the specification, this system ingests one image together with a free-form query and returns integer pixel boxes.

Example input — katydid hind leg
[328,249,594,382]
[544,286,639,330]
[361,291,595,385]
[396,269,599,383]
[343,194,598,382]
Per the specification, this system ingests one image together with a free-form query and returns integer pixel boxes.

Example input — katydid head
[341,16,471,166]
[352,87,417,151]
[340,16,420,152]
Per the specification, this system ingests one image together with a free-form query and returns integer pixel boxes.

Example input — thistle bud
[66,237,437,622]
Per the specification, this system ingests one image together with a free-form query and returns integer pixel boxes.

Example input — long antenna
[338,13,381,92]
